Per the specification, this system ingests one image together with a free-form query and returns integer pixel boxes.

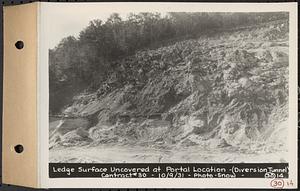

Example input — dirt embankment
[50,19,289,162]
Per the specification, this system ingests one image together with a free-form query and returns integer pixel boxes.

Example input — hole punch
[15,41,24,49]
[14,144,24,154]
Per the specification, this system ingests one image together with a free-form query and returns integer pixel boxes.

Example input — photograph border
[38,2,297,189]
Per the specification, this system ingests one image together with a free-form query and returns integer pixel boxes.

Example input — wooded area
[49,12,288,113]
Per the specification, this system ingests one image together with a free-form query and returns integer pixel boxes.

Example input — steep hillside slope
[50,19,289,162]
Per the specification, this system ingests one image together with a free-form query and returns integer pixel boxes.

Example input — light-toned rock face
[50,19,289,160]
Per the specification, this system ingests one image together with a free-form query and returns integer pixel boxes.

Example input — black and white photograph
[48,7,290,164]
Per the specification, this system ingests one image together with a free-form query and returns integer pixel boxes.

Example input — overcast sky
[42,3,133,49]
[41,2,287,49]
